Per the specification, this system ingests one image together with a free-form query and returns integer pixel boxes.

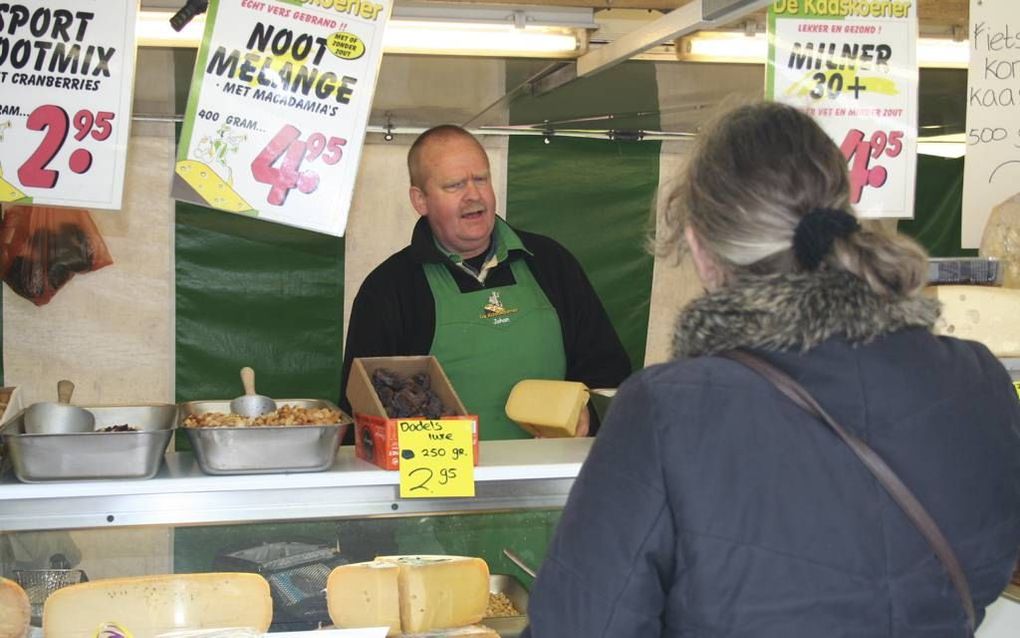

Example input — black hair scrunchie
[793,208,860,271]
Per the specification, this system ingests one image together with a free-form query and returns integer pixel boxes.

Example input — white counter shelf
[0,438,591,532]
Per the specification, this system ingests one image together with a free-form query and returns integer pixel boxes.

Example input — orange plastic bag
[0,206,113,306]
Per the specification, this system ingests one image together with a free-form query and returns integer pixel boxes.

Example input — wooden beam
[918,0,968,29]
[413,0,968,30]
[411,0,693,11]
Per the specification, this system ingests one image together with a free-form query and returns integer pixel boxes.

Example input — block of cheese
[327,556,489,635]
[42,573,272,638]
[327,560,402,636]
[0,577,30,638]
[382,555,489,634]
[505,379,589,437]
[926,285,1020,356]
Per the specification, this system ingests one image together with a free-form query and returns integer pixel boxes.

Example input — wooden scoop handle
[241,367,257,396]
[57,379,75,404]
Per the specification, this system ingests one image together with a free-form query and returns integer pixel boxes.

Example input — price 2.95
[408,466,459,492]
[251,124,347,206]
[18,104,115,188]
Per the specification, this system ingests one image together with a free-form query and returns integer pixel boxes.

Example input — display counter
[0,438,590,532]
[1,435,1016,637]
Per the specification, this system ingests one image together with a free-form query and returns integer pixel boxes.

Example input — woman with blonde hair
[522,101,1020,637]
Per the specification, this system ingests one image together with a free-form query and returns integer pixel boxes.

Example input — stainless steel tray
[0,404,176,482]
[178,399,352,475]
[485,573,529,637]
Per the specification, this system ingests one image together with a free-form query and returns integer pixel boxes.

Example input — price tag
[398,419,475,498]
[766,1,918,219]
[172,0,393,237]
[0,1,137,209]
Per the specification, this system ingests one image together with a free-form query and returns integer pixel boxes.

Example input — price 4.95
[839,128,903,204]
[18,105,115,188]
[251,124,347,206]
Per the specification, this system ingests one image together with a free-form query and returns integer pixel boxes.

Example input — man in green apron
[341,125,630,441]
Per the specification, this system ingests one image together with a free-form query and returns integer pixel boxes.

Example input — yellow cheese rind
[327,556,490,635]
[175,160,255,214]
[0,577,30,638]
[505,380,589,438]
[927,285,1020,356]
[42,573,272,638]
[327,561,402,636]
[379,555,490,634]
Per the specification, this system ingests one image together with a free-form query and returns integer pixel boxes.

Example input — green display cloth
[898,155,976,258]
[506,136,659,370]
[174,204,344,448]
[507,60,661,132]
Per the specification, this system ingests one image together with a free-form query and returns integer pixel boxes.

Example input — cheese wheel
[327,560,402,636]
[379,555,489,634]
[327,556,489,635]
[42,573,272,638]
[926,285,1020,356]
[0,577,30,638]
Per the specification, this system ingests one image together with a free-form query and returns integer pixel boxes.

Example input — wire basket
[14,569,88,623]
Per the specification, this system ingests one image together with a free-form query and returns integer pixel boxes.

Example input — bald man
[341,125,630,440]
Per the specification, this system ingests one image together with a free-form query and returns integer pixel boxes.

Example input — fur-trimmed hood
[672,270,940,359]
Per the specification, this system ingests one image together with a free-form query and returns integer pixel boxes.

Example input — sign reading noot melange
[173,0,391,237]
[767,0,918,219]
[0,1,137,209]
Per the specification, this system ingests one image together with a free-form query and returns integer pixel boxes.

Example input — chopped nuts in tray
[484,592,520,618]
[183,404,342,428]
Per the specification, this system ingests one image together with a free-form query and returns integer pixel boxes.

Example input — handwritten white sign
[961,0,1020,247]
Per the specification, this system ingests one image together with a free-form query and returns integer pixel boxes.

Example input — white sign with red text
[173,0,391,237]
[767,0,918,219]
[0,1,137,209]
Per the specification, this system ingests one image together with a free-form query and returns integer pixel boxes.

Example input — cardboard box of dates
[347,356,479,470]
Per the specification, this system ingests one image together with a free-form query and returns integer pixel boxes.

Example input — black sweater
[340,218,631,436]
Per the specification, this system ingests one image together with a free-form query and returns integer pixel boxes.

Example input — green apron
[424,234,565,440]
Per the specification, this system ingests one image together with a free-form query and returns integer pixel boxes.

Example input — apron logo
[481,291,519,320]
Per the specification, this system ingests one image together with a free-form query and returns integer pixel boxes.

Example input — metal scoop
[23,380,96,434]
[229,367,277,417]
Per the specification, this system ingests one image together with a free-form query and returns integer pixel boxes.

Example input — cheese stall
[1,0,1019,636]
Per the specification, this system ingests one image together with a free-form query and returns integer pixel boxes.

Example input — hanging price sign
[0,1,137,209]
[766,0,918,219]
[172,0,391,237]
[398,419,476,499]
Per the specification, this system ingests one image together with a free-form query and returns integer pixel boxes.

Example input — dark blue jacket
[524,273,1020,637]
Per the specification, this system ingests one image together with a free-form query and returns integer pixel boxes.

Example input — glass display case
[0,438,590,633]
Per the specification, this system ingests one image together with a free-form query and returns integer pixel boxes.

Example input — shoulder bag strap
[719,349,976,636]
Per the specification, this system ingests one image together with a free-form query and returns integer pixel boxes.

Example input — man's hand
[574,406,590,438]
[531,407,590,438]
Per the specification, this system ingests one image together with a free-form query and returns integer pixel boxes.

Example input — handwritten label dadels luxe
[398,419,476,498]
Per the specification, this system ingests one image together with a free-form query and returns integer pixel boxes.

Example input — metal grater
[928,258,1002,285]
[267,563,331,607]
